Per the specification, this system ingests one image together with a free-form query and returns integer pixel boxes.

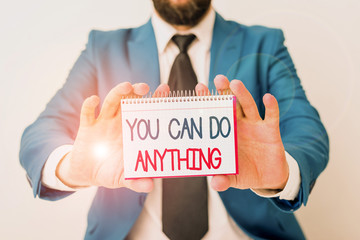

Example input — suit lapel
[127,19,160,93]
[127,14,244,94]
[209,13,244,92]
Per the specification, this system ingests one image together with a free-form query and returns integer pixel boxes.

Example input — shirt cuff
[251,151,301,201]
[41,145,79,191]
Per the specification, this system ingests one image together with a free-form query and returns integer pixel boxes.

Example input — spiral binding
[121,89,234,104]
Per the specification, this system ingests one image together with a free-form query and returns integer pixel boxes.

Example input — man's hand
[56,82,169,193]
[196,75,289,192]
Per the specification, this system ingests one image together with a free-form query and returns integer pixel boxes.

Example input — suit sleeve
[19,31,98,200]
[266,29,329,211]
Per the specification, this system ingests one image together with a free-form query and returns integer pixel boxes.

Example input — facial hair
[152,0,212,27]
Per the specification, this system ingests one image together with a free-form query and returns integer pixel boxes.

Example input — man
[20,0,329,239]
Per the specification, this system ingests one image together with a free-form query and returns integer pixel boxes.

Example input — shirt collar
[151,7,216,54]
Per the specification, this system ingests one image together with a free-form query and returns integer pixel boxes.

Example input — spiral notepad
[121,92,238,179]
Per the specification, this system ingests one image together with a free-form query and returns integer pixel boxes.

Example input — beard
[152,0,212,27]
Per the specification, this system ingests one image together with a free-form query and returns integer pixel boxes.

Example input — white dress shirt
[41,7,301,240]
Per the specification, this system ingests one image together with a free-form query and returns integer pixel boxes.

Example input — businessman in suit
[20,0,329,239]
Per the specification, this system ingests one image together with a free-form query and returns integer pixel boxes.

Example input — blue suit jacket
[20,13,329,240]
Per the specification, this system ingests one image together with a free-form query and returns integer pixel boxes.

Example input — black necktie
[167,34,198,92]
[162,34,209,240]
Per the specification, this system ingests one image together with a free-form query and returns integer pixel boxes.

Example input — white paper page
[121,95,238,179]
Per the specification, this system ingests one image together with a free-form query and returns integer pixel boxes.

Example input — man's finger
[210,175,231,192]
[263,93,280,123]
[99,82,133,119]
[133,83,150,96]
[211,174,241,192]
[195,75,231,96]
[213,75,245,119]
[114,83,151,120]
[153,83,170,97]
[229,80,261,121]
[211,174,250,191]
[214,74,230,94]
[80,95,100,126]
[123,178,154,193]
[195,83,210,96]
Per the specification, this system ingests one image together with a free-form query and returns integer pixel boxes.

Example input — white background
[0,0,359,239]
